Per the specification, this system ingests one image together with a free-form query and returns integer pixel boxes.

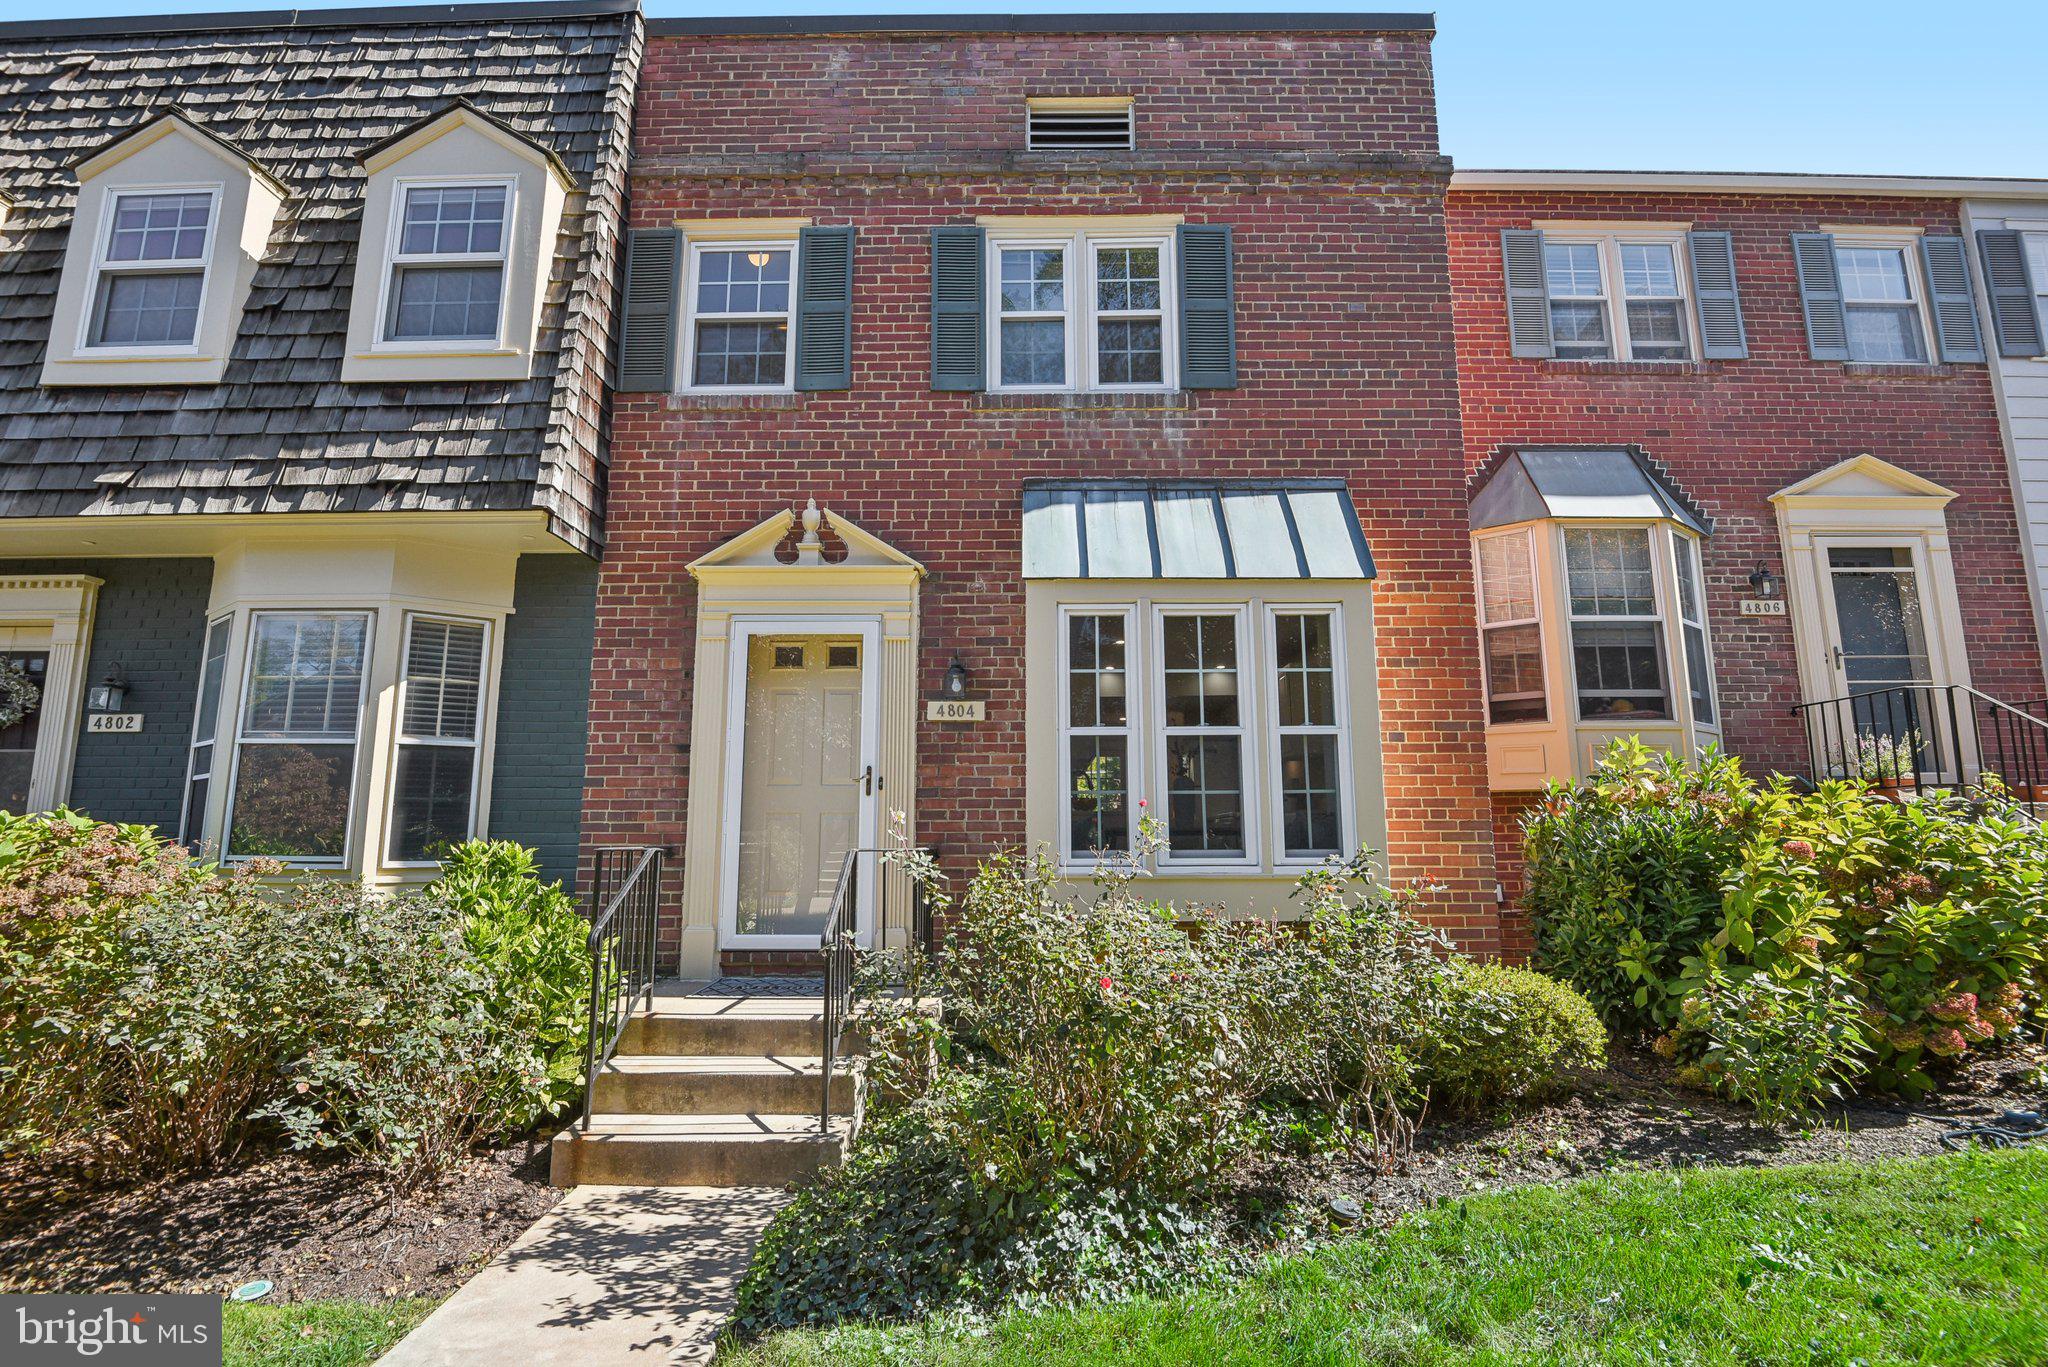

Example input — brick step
[550,1113,849,1187]
[592,1054,854,1116]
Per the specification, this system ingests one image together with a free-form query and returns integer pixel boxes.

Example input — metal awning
[1021,481,1375,580]
[1470,448,1711,535]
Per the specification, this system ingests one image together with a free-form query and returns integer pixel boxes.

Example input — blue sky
[7,0,2045,178]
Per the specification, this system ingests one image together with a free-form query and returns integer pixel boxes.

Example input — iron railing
[580,845,666,1133]
[818,846,935,1134]
[1792,684,2048,803]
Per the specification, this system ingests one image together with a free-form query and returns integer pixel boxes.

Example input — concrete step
[551,1113,849,1187]
[621,1001,827,1058]
[592,1054,855,1116]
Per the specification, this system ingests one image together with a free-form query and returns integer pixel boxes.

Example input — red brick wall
[1450,190,2045,780]
[585,28,1504,969]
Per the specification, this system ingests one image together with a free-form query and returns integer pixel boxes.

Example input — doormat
[690,975,825,998]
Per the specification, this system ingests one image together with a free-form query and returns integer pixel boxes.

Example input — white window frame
[1670,528,1720,733]
[1056,602,1140,868]
[384,612,491,868]
[679,236,800,395]
[221,609,374,867]
[1560,524,1674,724]
[1152,602,1257,870]
[1264,603,1355,867]
[371,175,518,354]
[177,614,233,848]
[1473,526,1549,726]
[2028,232,2048,319]
[1541,229,1694,363]
[1828,228,1937,366]
[78,183,222,357]
[986,227,1177,393]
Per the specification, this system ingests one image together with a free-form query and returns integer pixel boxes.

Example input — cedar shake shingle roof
[0,0,642,556]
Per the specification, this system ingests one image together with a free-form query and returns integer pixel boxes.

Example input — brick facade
[1450,188,2048,914]
[584,23,1507,969]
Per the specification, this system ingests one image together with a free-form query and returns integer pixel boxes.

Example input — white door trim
[716,613,883,952]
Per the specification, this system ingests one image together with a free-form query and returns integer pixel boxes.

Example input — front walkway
[378,1183,789,1366]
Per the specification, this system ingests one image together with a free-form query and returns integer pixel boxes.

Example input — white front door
[720,621,880,950]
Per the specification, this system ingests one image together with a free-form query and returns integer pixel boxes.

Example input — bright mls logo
[3,1296,220,1365]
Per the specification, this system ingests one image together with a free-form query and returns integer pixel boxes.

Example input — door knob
[861,765,874,796]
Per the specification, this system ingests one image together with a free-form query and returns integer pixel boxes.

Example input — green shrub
[0,811,304,1172]
[1526,740,2048,1108]
[1666,967,1870,1123]
[1522,738,1755,1035]
[432,840,591,1126]
[1423,963,1607,1113]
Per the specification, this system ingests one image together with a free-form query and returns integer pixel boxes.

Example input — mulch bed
[0,1139,561,1302]
[1237,1041,2048,1233]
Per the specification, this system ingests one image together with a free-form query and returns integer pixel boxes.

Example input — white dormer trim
[342,104,572,384]
[42,111,284,388]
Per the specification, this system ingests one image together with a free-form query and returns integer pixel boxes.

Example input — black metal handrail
[1792,683,2048,804]
[581,845,665,1134]
[818,846,935,1135]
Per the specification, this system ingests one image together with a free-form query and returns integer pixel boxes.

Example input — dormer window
[382,181,513,345]
[43,110,283,387]
[344,101,574,384]
[88,190,216,349]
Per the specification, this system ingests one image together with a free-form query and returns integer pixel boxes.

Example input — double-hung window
[178,616,232,847]
[989,230,1173,391]
[1063,610,1133,858]
[1159,610,1247,862]
[383,181,512,345]
[1564,527,1670,721]
[388,616,488,864]
[86,189,217,350]
[226,612,370,862]
[1833,242,1928,364]
[1670,530,1715,726]
[683,241,796,391]
[1476,530,1547,724]
[1270,609,1344,860]
[1543,234,1691,362]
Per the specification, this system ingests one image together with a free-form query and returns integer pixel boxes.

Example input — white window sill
[972,389,1190,411]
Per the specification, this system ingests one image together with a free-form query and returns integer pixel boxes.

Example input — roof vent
[1026,97,1134,152]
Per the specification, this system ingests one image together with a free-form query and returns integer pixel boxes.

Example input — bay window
[388,615,488,863]
[1671,529,1715,726]
[226,612,370,863]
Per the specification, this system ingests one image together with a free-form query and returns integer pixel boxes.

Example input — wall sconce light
[1747,563,1780,600]
[942,656,971,699]
[87,666,129,713]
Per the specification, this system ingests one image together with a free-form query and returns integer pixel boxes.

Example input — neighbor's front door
[0,631,52,814]
[731,634,870,945]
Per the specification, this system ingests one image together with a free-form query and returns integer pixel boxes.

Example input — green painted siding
[489,554,596,889]
[0,558,212,833]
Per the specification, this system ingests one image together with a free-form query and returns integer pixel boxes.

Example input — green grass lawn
[223,1298,438,1367]
[733,1149,2048,1366]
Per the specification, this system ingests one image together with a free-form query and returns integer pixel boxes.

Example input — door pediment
[1771,453,1957,509]
[688,499,925,583]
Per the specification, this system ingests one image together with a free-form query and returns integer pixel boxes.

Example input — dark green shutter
[1500,229,1553,358]
[1686,230,1748,359]
[1977,228,2046,357]
[616,228,681,393]
[930,225,985,391]
[1790,232,1850,361]
[1177,224,1237,388]
[1919,235,1985,363]
[794,225,855,390]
